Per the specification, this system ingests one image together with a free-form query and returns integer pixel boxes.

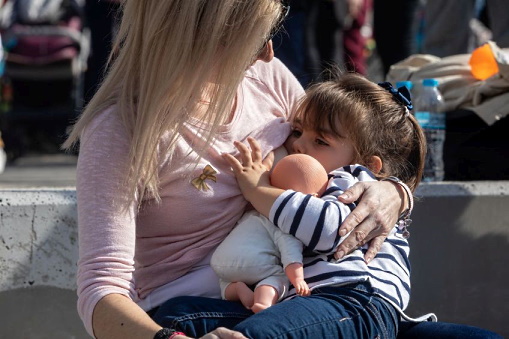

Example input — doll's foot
[251,302,271,313]
[225,282,254,309]
[251,284,278,313]
[237,282,255,309]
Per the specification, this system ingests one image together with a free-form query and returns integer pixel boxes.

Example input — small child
[218,72,433,335]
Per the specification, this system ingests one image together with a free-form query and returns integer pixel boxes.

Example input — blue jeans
[151,281,399,338]
[397,321,503,339]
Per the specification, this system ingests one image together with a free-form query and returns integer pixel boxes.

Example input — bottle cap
[396,81,413,90]
[422,79,439,87]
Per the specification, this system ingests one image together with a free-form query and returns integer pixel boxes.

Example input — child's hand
[222,137,272,202]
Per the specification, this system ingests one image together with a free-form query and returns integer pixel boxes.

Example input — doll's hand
[222,137,272,202]
[294,279,311,297]
[285,262,310,297]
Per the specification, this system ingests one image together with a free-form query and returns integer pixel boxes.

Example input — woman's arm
[76,111,154,337]
[93,294,162,339]
[93,295,248,339]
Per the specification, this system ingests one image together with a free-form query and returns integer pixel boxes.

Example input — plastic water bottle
[414,79,445,182]
[396,81,413,92]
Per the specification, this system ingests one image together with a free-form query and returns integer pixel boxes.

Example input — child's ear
[367,156,383,174]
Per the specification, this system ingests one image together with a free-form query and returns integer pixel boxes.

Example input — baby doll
[210,152,328,313]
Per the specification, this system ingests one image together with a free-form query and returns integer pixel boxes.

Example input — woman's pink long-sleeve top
[76,58,304,336]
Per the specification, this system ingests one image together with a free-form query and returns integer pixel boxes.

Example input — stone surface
[0,190,77,292]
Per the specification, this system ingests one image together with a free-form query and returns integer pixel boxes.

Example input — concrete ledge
[1,183,508,338]
[409,182,509,338]
[0,189,84,338]
[415,180,509,196]
[0,189,77,292]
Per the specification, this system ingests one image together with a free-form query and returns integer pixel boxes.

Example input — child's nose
[293,140,305,154]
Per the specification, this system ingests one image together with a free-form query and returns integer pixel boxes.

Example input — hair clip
[378,82,413,113]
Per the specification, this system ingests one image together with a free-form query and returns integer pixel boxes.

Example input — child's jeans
[150,281,399,339]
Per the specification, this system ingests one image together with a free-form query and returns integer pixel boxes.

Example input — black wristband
[154,328,176,339]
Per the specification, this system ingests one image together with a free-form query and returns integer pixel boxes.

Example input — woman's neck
[190,83,237,125]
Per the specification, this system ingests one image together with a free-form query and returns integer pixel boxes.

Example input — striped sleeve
[269,165,377,253]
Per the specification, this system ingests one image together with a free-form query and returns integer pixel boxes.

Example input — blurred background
[0,0,508,187]
[0,1,508,337]
[0,0,118,187]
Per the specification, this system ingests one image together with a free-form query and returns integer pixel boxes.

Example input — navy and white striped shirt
[269,164,411,312]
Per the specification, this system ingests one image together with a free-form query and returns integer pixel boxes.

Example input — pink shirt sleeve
[76,109,138,336]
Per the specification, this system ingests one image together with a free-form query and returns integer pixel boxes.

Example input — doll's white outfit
[210,210,303,300]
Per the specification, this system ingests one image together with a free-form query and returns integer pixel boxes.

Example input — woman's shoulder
[81,105,129,144]
[244,58,304,117]
[246,57,287,78]
[246,58,303,92]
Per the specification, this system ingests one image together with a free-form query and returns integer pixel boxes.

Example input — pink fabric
[76,58,304,336]
[7,18,83,64]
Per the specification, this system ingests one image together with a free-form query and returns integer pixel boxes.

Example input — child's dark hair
[295,72,426,192]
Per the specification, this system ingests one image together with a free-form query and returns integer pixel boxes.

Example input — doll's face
[284,119,356,173]
[271,153,329,196]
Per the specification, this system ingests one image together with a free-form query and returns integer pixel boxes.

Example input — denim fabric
[151,296,252,338]
[151,281,399,339]
[397,321,504,339]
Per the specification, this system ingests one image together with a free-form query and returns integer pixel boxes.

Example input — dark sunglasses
[266,0,290,42]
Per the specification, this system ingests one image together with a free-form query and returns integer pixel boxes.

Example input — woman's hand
[334,180,407,263]
[199,327,248,339]
[174,327,247,339]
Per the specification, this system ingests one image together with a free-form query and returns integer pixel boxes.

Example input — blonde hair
[295,72,426,192]
[64,0,284,205]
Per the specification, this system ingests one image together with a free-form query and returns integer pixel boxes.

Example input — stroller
[0,0,90,158]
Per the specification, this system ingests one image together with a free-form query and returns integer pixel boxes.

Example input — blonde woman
[65,1,410,338]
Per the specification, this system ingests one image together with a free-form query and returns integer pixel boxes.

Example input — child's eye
[315,138,329,146]
[290,129,302,138]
